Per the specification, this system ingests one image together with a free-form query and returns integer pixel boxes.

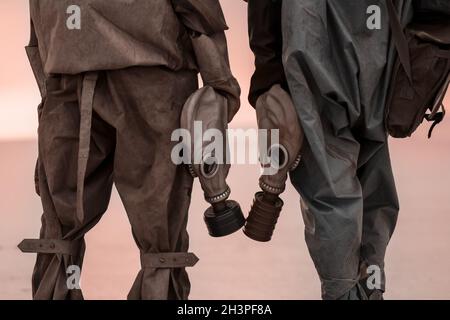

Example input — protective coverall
[20,0,239,300]
[248,0,448,300]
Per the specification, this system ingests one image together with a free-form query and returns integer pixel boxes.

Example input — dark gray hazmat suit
[19,0,239,300]
[283,0,449,299]
[248,0,450,300]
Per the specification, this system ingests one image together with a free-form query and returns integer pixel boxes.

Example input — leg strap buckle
[18,239,80,256]
[140,252,199,269]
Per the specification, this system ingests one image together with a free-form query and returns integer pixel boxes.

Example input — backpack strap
[426,107,445,138]
[386,0,413,83]
[425,72,449,138]
[76,72,99,224]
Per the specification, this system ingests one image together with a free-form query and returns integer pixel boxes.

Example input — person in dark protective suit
[19,0,240,300]
[247,0,450,300]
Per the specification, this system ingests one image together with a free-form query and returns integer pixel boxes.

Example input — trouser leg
[94,67,199,300]
[357,140,399,295]
[290,125,364,300]
[24,74,115,300]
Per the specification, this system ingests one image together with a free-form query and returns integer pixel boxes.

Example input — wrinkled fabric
[190,32,241,121]
[247,0,289,107]
[415,0,450,15]
[172,0,240,121]
[282,0,415,299]
[29,0,197,75]
[24,0,238,300]
[32,67,197,300]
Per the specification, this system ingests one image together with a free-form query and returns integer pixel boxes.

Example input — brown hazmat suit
[19,0,239,300]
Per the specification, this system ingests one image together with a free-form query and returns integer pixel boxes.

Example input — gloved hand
[244,85,304,242]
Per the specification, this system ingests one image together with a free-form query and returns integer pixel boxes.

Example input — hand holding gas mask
[174,0,245,237]
[243,85,304,242]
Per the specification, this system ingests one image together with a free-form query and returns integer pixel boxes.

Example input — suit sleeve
[171,0,241,122]
[247,0,289,108]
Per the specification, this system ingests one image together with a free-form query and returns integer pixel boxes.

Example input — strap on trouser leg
[76,72,99,224]
[18,239,82,256]
[140,252,199,269]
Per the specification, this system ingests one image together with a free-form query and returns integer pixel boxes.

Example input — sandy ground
[1,121,450,300]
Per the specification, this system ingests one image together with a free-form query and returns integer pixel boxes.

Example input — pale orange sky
[0,0,448,140]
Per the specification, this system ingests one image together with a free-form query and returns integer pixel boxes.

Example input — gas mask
[243,85,304,242]
[181,86,245,237]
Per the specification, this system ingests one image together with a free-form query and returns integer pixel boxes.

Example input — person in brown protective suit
[19,0,240,300]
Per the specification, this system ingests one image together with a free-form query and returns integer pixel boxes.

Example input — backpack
[385,0,450,138]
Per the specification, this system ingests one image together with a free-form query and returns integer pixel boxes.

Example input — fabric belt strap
[386,0,413,83]
[140,252,199,268]
[76,72,99,224]
[26,19,46,98]
[18,239,81,255]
